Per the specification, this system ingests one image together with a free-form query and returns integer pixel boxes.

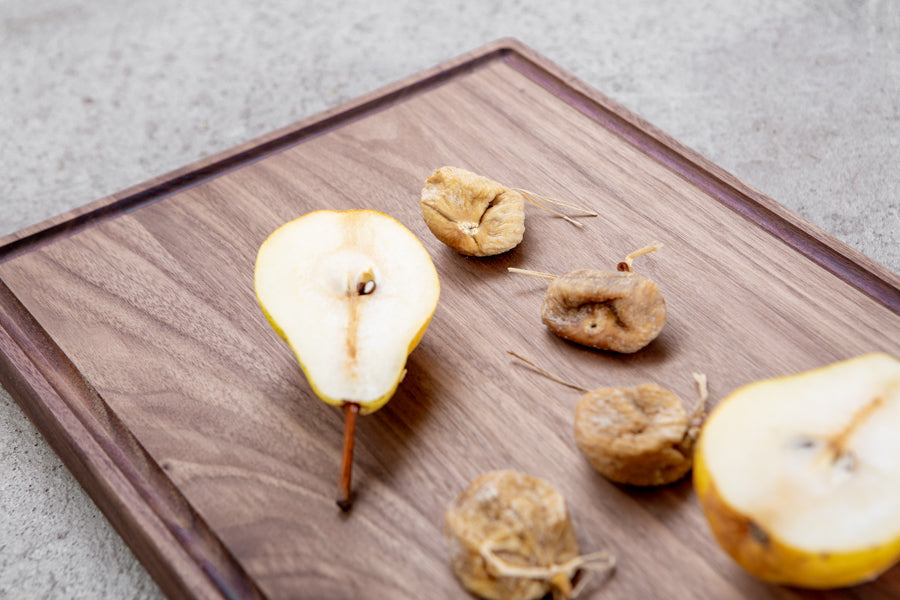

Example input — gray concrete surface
[1,0,897,598]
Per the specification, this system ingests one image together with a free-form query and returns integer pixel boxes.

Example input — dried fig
[542,269,665,354]
[421,167,525,256]
[510,244,666,354]
[573,383,704,486]
[420,167,596,257]
[445,470,614,600]
[508,352,707,487]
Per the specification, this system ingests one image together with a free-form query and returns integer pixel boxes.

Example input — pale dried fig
[541,269,665,354]
[445,470,614,600]
[420,167,596,257]
[420,167,526,256]
[508,352,707,487]
[573,383,703,486]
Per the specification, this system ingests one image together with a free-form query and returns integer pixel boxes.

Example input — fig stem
[690,372,709,421]
[515,188,594,228]
[507,351,590,393]
[514,188,599,217]
[617,241,664,272]
[337,402,360,511]
[479,541,615,599]
[692,372,709,403]
[507,267,558,281]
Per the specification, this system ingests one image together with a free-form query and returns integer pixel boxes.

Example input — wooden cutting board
[1,39,898,600]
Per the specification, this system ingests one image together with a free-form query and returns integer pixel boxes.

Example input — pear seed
[357,280,376,295]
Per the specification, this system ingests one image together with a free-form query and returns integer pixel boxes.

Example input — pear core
[697,353,900,586]
[255,209,440,414]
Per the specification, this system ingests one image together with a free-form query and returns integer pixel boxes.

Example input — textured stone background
[1,1,897,597]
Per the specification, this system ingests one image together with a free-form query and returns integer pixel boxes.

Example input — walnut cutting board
[1,39,898,600]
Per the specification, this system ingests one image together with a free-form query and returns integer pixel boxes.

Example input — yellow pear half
[255,209,440,414]
[694,353,900,588]
[255,209,440,510]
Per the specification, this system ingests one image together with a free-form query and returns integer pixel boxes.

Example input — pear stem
[337,402,360,511]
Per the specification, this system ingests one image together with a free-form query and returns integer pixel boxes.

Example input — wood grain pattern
[1,39,898,599]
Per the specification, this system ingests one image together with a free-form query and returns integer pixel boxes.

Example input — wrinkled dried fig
[542,270,665,354]
[574,383,704,486]
[421,167,526,256]
[420,167,596,257]
[445,470,614,600]
[508,352,707,487]
[510,244,666,354]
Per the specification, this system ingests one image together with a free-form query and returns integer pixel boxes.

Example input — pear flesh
[695,353,900,588]
[255,209,440,415]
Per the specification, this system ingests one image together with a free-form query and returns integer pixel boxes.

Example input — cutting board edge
[0,279,264,600]
[1,37,896,306]
[0,39,515,264]
[497,43,900,309]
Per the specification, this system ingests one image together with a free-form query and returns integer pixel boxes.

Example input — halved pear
[255,209,440,509]
[694,353,900,588]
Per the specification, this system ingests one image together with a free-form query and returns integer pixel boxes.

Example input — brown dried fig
[421,167,526,256]
[420,167,596,257]
[574,383,704,486]
[445,470,614,600]
[510,244,666,354]
[508,352,707,487]
[542,269,665,354]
